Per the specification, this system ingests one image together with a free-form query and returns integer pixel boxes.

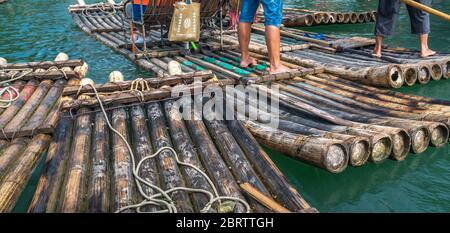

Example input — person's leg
[373,0,400,57]
[262,0,290,74]
[238,0,260,68]
[406,0,435,57]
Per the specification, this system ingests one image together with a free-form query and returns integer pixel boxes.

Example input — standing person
[238,0,290,74]
[373,0,436,58]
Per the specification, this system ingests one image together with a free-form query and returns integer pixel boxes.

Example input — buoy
[54,52,69,62]
[80,78,95,87]
[106,0,116,4]
[77,0,86,6]
[0,57,7,65]
[109,71,124,82]
[168,61,183,76]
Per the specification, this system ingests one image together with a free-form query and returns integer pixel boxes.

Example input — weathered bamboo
[0,80,38,129]
[86,109,110,212]
[243,120,348,173]
[283,51,405,88]
[0,138,30,175]
[230,92,370,167]
[203,114,270,212]
[278,110,392,163]
[260,84,410,161]
[128,105,159,212]
[296,74,450,138]
[18,79,66,137]
[226,120,311,211]
[0,134,51,213]
[62,70,213,96]
[62,78,236,110]
[286,82,431,154]
[402,65,419,86]
[146,102,194,213]
[28,113,74,213]
[0,60,83,70]
[58,108,92,212]
[239,183,290,213]
[2,80,53,135]
[184,113,248,213]
[110,106,135,212]
[283,78,433,152]
[417,64,431,84]
[430,63,443,81]
[163,101,216,212]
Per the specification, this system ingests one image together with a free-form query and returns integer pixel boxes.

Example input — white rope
[84,82,251,213]
[0,69,33,108]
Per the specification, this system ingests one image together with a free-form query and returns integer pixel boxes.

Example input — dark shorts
[239,0,283,27]
[375,0,431,36]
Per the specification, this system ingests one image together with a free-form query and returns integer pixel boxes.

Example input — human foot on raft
[421,48,436,58]
[266,64,292,75]
[240,55,258,68]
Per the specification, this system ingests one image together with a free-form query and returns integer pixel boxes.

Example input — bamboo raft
[27,96,315,213]
[70,3,449,89]
[257,8,377,27]
[0,55,88,212]
[213,26,450,88]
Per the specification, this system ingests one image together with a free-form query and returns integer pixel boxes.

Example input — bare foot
[240,56,257,68]
[421,48,436,58]
[372,53,382,59]
[372,48,382,58]
[268,64,291,74]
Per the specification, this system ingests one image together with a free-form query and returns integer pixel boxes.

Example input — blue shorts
[239,0,283,27]
[132,4,148,22]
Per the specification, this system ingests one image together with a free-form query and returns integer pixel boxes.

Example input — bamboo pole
[128,105,159,212]
[28,113,74,213]
[110,106,135,212]
[400,0,450,21]
[240,183,291,213]
[184,110,248,213]
[86,110,110,212]
[164,101,218,211]
[226,120,312,211]
[58,108,92,213]
[146,102,194,213]
[243,119,348,173]
[0,134,51,213]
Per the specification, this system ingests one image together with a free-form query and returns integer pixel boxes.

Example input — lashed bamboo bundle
[28,97,312,213]
[0,55,87,212]
[248,27,449,88]
[256,8,377,27]
[0,58,88,139]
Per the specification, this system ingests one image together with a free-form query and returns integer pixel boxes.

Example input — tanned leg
[373,35,384,58]
[265,25,290,74]
[238,22,257,68]
[419,33,436,58]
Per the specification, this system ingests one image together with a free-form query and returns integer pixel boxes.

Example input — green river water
[1,0,449,212]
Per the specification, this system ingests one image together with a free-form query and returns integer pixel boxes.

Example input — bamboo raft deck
[214,26,450,89]
[27,96,315,213]
[0,57,88,212]
[257,8,377,27]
